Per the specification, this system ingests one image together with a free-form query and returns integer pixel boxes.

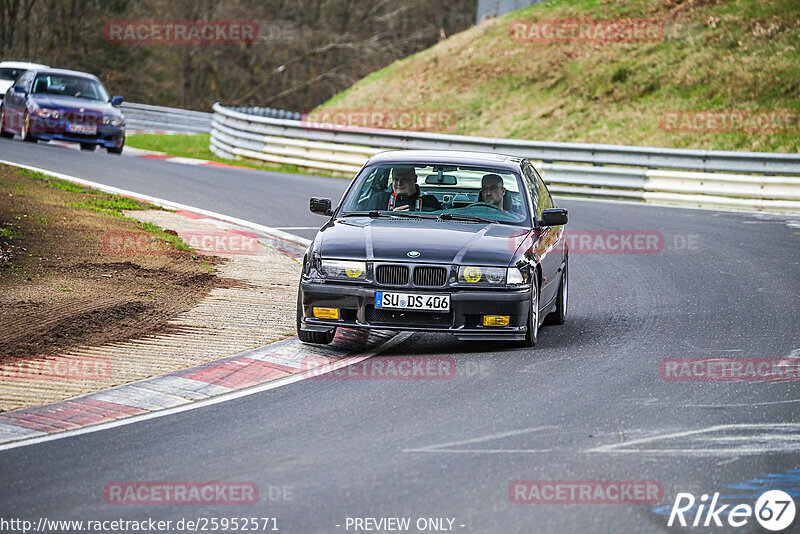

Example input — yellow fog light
[483,315,510,327]
[313,307,340,320]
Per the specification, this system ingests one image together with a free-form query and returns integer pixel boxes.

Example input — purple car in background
[0,68,125,154]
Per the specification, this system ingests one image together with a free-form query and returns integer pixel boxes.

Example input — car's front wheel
[107,140,124,155]
[544,255,568,325]
[0,106,13,139]
[296,287,336,345]
[523,271,539,347]
[21,111,36,142]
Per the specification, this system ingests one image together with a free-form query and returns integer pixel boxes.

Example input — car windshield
[340,164,530,225]
[31,74,110,101]
[0,68,27,81]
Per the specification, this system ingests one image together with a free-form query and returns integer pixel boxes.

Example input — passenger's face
[481,179,505,206]
[392,171,416,195]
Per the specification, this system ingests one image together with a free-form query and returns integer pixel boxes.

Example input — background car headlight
[34,108,59,119]
[319,259,366,280]
[458,266,506,285]
[103,116,125,127]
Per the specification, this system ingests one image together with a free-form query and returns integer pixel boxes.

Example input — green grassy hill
[314,0,800,153]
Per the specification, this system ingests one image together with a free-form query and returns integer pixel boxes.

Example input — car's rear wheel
[80,143,95,151]
[0,106,13,139]
[21,111,36,142]
[544,256,568,326]
[523,271,539,347]
[296,287,336,345]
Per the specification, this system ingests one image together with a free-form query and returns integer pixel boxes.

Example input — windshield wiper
[438,213,496,223]
[342,211,438,220]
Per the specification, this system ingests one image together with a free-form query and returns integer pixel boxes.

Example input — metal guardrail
[210,103,800,213]
[121,102,212,133]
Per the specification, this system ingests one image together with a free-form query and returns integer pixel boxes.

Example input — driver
[389,167,441,211]
[480,173,506,209]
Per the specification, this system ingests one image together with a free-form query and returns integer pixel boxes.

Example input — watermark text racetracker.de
[104,231,260,256]
[509,18,664,44]
[508,229,700,255]
[302,108,456,132]
[104,21,258,44]
[510,480,663,504]
[1,356,111,381]
[0,516,279,533]
[661,357,800,381]
[660,110,800,134]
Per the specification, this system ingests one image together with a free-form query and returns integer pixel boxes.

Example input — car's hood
[316,217,531,265]
[30,95,120,116]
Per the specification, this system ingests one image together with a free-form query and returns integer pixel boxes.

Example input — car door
[523,161,563,308]
[6,71,32,130]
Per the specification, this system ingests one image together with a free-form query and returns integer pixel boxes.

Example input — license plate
[67,124,97,134]
[375,291,450,312]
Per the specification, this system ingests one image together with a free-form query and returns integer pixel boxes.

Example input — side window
[522,163,541,217]
[533,167,553,213]
[16,72,31,91]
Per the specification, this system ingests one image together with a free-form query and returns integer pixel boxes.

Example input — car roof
[0,61,49,69]
[27,68,100,81]
[365,150,526,172]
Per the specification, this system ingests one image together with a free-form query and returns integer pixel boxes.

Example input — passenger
[389,167,441,211]
[480,173,506,209]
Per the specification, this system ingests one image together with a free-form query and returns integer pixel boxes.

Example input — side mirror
[310,197,332,216]
[539,208,568,227]
[13,85,25,94]
[111,96,123,106]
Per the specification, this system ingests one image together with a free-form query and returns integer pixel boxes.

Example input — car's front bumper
[29,119,124,148]
[299,281,531,341]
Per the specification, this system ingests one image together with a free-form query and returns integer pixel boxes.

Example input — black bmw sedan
[298,150,569,347]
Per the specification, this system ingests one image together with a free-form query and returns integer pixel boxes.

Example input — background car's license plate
[375,291,450,311]
[68,124,97,134]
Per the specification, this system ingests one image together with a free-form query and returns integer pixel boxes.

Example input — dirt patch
[0,165,230,360]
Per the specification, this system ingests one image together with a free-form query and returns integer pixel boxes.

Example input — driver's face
[392,171,416,195]
[481,180,505,207]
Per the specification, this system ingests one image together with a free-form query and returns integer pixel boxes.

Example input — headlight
[458,266,507,285]
[103,116,125,127]
[34,108,60,119]
[458,266,528,287]
[506,267,525,286]
[319,259,366,281]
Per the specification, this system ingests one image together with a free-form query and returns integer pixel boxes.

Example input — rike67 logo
[667,490,796,531]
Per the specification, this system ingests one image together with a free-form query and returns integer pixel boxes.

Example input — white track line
[0,159,311,246]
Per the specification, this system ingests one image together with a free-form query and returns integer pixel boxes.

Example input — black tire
[107,145,123,155]
[21,111,36,142]
[523,271,539,347]
[296,288,335,344]
[544,256,568,326]
[80,143,95,151]
[0,106,12,139]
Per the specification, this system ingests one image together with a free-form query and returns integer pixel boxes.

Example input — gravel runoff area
[0,209,301,412]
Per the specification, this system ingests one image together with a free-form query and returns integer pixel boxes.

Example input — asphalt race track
[1,139,799,533]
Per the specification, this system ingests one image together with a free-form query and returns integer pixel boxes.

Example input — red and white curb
[0,330,402,449]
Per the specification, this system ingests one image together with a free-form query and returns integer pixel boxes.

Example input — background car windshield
[341,164,529,224]
[0,68,26,81]
[31,74,109,101]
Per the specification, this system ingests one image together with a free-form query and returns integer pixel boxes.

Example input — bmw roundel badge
[407,250,421,258]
